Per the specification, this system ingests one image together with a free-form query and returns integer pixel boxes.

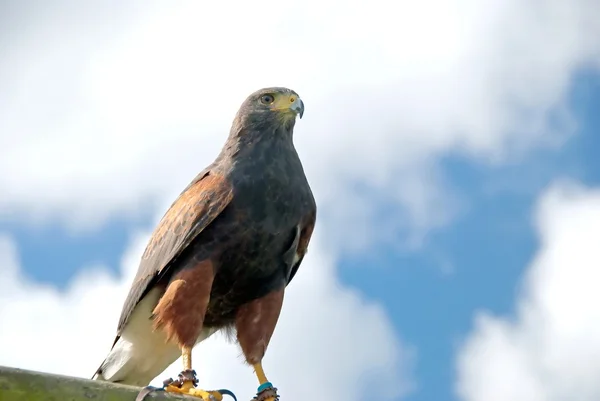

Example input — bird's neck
[221,122,295,158]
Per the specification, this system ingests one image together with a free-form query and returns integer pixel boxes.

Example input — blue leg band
[257,382,273,392]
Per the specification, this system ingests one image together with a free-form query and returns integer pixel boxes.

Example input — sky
[1,1,600,401]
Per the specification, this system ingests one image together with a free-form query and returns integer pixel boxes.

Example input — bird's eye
[260,94,275,105]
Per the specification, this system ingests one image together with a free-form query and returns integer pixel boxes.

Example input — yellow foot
[160,370,237,401]
[165,383,224,400]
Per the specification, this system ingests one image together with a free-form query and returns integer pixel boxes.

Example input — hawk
[92,87,316,401]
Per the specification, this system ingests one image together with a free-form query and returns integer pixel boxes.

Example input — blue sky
[2,3,600,401]
[342,71,600,401]
[3,69,599,401]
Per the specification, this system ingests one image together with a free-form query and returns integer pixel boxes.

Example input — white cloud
[2,0,600,397]
[0,226,413,401]
[1,0,599,245]
[456,180,600,401]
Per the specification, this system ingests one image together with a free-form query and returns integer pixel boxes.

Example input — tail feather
[91,337,118,381]
[91,288,219,387]
[91,288,179,386]
[92,335,178,387]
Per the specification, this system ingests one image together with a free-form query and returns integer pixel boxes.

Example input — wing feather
[287,208,316,285]
[115,169,234,336]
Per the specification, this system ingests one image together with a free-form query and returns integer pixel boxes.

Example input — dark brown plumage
[93,87,316,401]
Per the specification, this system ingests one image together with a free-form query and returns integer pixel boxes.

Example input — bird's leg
[161,346,236,401]
[254,362,269,385]
[252,362,279,401]
[136,346,238,401]
[147,261,236,400]
[235,289,284,401]
[175,346,198,392]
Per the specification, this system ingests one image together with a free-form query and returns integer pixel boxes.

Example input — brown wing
[115,169,234,336]
[287,208,316,285]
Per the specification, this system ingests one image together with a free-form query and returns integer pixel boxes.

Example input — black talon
[136,371,236,401]
[216,389,238,401]
[135,385,165,401]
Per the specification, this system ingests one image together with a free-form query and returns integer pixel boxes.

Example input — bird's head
[233,87,304,134]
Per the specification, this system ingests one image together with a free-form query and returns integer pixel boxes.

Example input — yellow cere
[270,93,298,111]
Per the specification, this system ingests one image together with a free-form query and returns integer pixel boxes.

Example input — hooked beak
[290,97,304,119]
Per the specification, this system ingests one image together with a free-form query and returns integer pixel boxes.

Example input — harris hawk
[92,87,316,401]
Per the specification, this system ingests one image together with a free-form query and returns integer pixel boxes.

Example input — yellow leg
[252,363,278,401]
[253,363,269,385]
[183,346,192,370]
[163,347,225,401]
